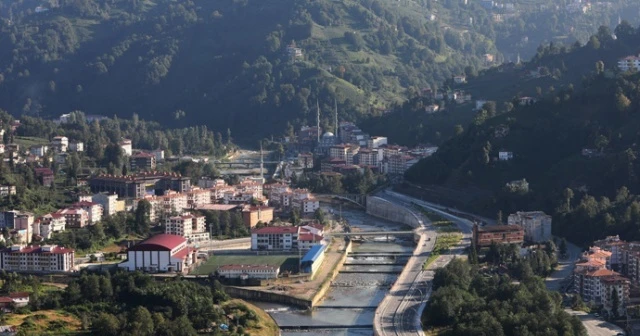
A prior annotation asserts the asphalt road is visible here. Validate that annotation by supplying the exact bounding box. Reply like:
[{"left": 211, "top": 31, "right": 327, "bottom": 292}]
[
  {"left": 373, "top": 191, "right": 472, "bottom": 336},
  {"left": 566, "top": 310, "right": 625, "bottom": 336}
]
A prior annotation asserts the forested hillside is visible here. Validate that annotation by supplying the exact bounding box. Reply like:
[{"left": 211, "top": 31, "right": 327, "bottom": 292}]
[
  {"left": 0, "top": 0, "right": 638, "bottom": 143},
  {"left": 405, "top": 23, "right": 640, "bottom": 245}
]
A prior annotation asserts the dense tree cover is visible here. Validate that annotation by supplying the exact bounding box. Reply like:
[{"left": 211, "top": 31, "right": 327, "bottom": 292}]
[
  {"left": 406, "top": 22, "right": 640, "bottom": 245},
  {"left": 293, "top": 167, "right": 385, "bottom": 194},
  {"left": 424, "top": 259, "right": 586, "bottom": 336},
  {"left": 0, "top": 270, "right": 267, "bottom": 336},
  {"left": 200, "top": 209, "right": 248, "bottom": 239},
  {"left": 479, "top": 241, "right": 557, "bottom": 279},
  {"left": 0, "top": 0, "right": 635, "bottom": 143}
]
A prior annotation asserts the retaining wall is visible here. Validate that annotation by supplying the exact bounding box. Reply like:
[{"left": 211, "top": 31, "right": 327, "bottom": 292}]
[{"left": 366, "top": 196, "right": 422, "bottom": 228}]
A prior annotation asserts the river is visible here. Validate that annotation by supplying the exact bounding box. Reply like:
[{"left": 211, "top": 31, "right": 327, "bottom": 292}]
[{"left": 254, "top": 206, "right": 414, "bottom": 335}]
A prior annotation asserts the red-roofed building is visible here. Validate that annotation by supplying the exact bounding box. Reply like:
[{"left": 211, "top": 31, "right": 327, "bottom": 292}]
[
  {"left": 119, "top": 234, "right": 198, "bottom": 274},
  {"left": 34, "top": 168, "right": 54, "bottom": 187},
  {"left": 130, "top": 151, "right": 157, "bottom": 171},
  {"left": 251, "top": 226, "right": 300, "bottom": 250},
  {"left": 0, "top": 245, "right": 74, "bottom": 272},
  {"left": 56, "top": 208, "right": 88, "bottom": 228},
  {"left": 297, "top": 228, "right": 325, "bottom": 250}
]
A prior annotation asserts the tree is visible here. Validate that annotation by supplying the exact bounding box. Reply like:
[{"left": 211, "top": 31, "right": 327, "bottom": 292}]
[
  {"left": 128, "top": 306, "right": 154, "bottom": 336},
  {"left": 587, "top": 36, "right": 600, "bottom": 50},
  {"left": 291, "top": 208, "right": 300, "bottom": 225},
  {"left": 496, "top": 210, "right": 503, "bottom": 225},
  {"left": 314, "top": 208, "right": 326, "bottom": 225},
  {"left": 611, "top": 287, "right": 620, "bottom": 319},
  {"left": 454, "top": 124, "right": 464, "bottom": 136},
  {"left": 134, "top": 200, "right": 152, "bottom": 235},
  {"left": 92, "top": 313, "right": 121, "bottom": 336},
  {"left": 616, "top": 92, "right": 631, "bottom": 113},
  {"left": 564, "top": 188, "right": 574, "bottom": 212},
  {"left": 468, "top": 244, "right": 479, "bottom": 264},
  {"left": 560, "top": 238, "right": 567, "bottom": 257},
  {"left": 594, "top": 135, "right": 609, "bottom": 153}
]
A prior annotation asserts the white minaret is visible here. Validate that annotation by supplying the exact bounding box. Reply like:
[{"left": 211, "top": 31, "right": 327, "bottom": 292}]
[
  {"left": 316, "top": 99, "right": 321, "bottom": 143},
  {"left": 334, "top": 98, "right": 339, "bottom": 140},
  {"left": 260, "top": 142, "right": 264, "bottom": 181}
]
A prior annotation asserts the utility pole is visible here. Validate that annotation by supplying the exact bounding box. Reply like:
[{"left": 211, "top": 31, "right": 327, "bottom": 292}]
[
  {"left": 259, "top": 141, "right": 264, "bottom": 182},
  {"left": 334, "top": 98, "right": 339, "bottom": 140}
]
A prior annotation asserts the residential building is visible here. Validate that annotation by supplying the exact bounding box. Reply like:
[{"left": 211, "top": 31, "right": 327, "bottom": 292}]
[
  {"left": 51, "top": 136, "right": 68, "bottom": 152},
  {"left": 297, "top": 153, "right": 314, "bottom": 169},
  {"left": 498, "top": 151, "right": 514, "bottom": 161},
  {"left": 518, "top": 97, "right": 537, "bottom": 106},
  {"left": 618, "top": 55, "right": 640, "bottom": 72},
  {"left": 0, "top": 245, "right": 75, "bottom": 272},
  {"left": 54, "top": 152, "right": 68, "bottom": 165},
  {"left": 0, "top": 186, "right": 16, "bottom": 197},
  {"left": 186, "top": 188, "right": 211, "bottom": 208},
  {"left": 119, "top": 234, "right": 197, "bottom": 274},
  {"left": 329, "top": 145, "right": 349, "bottom": 161},
  {"left": 301, "top": 196, "right": 320, "bottom": 214},
  {"left": 56, "top": 208, "right": 89, "bottom": 228},
  {"left": 119, "top": 139, "right": 132, "bottom": 156},
  {"left": 251, "top": 226, "right": 299, "bottom": 250},
  {"left": 574, "top": 268, "right": 629, "bottom": 315},
  {"left": 198, "top": 177, "right": 226, "bottom": 189},
  {"left": 507, "top": 211, "right": 552, "bottom": 242},
  {"left": 368, "top": 136, "right": 388, "bottom": 149},
  {"left": 217, "top": 264, "right": 279, "bottom": 279},
  {"left": 386, "top": 154, "right": 414, "bottom": 175},
  {"left": 152, "top": 149, "right": 165, "bottom": 162},
  {"left": 130, "top": 152, "right": 157, "bottom": 171},
  {"left": 69, "top": 141, "right": 83, "bottom": 152},
  {"left": 34, "top": 168, "right": 54, "bottom": 187},
  {"left": 0, "top": 211, "right": 19, "bottom": 229},
  {"left": 297, "top": 229, "right": 325, "bottom": 250},
  {"left": 356, "top": 148, "right": 382, "bottom": 167},
  {"left": 472, "top": 224, "right": 524, "bottom": 247},
  {"left": 14, "top": 213, "right": 34, "bottom": 244},
  {"left": 72, "top": 201, "right": 103, "bottom": 224},
  {"left": 165, "top": 214, "right": 209, "bottom": 243},
  {"left": 89, "top": 172, "right": 191, "bottom": 199},
  {"left": 29, "top": 145, "right": 48, "bottom": 157},
  {"left": 92, "top": 192, "right": 119, "bottom": 216},
  {"left": 593, "top": 235, "right": 626, "bottom": 271},
  {"left": 242, "top": 206, "right": 274, "bottom": 228},
  {"left": 37, "top": 213, "right": 65, "bottom": 239},
  {"left": 453, "top": 75, "right": 467, "bottom": 84}
]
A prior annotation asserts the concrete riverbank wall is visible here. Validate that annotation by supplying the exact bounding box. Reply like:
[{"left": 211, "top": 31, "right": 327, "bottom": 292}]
[
  {"left": 366, "top": 196, "right": 422, "bottom": 229},
  {"left": 222, "top": 240, "right": 353, "bottom": 309}
]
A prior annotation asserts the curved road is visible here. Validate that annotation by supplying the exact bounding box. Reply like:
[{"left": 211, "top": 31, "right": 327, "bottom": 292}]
[{"left": 374, "top": 191, "right": 472, "bottom": 336}]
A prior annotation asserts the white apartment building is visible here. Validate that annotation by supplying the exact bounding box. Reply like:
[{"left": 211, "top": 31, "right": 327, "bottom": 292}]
[
  {"left": 72, "top": 201, "right": 103, "bottom": 224},
  {"left": 618, "top": 55, "right": 640, "bottom": 72},
  {"left": 368, "top": 136, "right": 388, "bottom": 149},
  {"left": 51, "top": 136, "right": 68, "bottom": 152},
  {"left": 302, "top": 197, "right": 320, "bottom": 214},
  {"left": 29, "top": 145, "right": 48, "bottom": 157},
  {"left": 356, "top": 148, "right": 382, "bottom": 167},
  {"left": 0, "top": 185, "right": 16, "bottom": 197},
  {"left": 0, "top": 245, "right": 75, "bottom": 272},
  {"left": 69, "top": 141, "right": 84, "bottom": 152},
  {"left": 186, "top": 188, "right": 211, "bottom": 208},
  {"left": 499, "top": 151, "right": 514, "bottom": 161},
  {"left": 92, "top": 193, "right": 119, "bottom": 216},
  {"left": 507, "top": 211, "right": 552, "bottom": 242},
  {"left": 217, "top": 264, "right": 279, "bottom": 279},
  {"left": 119, "top": 139, "right": 132, "bottom": 156},
  {"left": 38, "top": 213, "right": 66, "bottom": 240},
  {"left": 165, "top": 214, "right": 209, "bottom": 243}
]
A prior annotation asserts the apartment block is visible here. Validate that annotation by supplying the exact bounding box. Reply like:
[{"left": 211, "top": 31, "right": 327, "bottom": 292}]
[{"left": 507, "top": 211, "right": 552, "bottom": 242}]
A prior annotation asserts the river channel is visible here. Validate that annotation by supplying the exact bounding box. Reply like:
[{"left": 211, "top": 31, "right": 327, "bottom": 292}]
[{"left": 254, "top": 206, "right": 414, "bottom": 335}]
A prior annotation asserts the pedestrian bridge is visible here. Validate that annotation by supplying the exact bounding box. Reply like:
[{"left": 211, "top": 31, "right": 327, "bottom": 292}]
[{"left": 328, "top": 231, "right": 415, "bottom": 237}]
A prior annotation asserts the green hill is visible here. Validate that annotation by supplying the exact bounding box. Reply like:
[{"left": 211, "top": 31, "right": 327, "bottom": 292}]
[
  {"left": 404, "top": 25, "right": 640, "bottom": 244},
  {"left": 0, "top": 0, "right": 638, "bottom": 143}
]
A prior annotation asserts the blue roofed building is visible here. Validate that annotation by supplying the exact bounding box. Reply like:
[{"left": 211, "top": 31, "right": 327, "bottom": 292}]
[{"left": 301, "top": 244, "right": 327, "bottom": 276}]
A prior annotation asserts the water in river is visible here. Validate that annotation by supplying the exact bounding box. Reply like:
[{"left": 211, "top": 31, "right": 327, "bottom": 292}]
[{"left": 254, "top": 207, "right": 414, "bottom": 336}]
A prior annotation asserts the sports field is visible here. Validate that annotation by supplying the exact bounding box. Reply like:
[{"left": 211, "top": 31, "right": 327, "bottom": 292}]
[{"left": 192, "top": 254, "right": 300, "bottom": 275}]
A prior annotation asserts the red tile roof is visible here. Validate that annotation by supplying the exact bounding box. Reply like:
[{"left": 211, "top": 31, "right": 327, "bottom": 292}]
[
  {"left": 8, "top": 292, "right": 29, "bottom": 299},
  {"left": 129, "top": 234, "right": 186, "bottom": 251},
  {"left": 2, "top": 245, "right": 74, "bottom": 254},
  {"left": 171, "top": 247, "right": 195, "bottom": 260},
  {"left": 298, "top": 233, "right": 323, "bottom": 242}
]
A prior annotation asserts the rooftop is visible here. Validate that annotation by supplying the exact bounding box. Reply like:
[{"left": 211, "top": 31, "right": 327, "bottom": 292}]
[
  {"left": 251, "top": 226, "right": 299, "bottom": 235},
  {"left": 128, "top": 234, "right": 186, "bottom": 252},
  {"left": 477, "top": 224, "right": 523, "bottom": 233}
]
